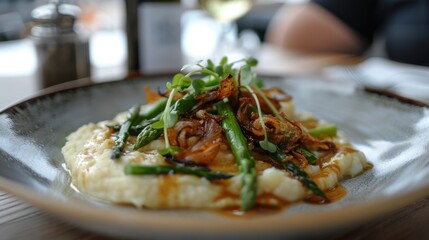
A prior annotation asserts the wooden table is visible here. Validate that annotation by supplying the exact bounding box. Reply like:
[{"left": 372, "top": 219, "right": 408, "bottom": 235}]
[{"left": 1, "top": 43, "right": 428, "bottom": 240}]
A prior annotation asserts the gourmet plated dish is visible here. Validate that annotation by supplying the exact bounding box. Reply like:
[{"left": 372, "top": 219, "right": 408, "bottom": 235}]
[{"left": 62, "top": 58, "right": 372, "bottom": 211}]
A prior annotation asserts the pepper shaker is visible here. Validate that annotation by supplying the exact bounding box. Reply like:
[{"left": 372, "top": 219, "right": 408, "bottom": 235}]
[{"left": 30, "top": 1, "right": 91, "bottom": 89}]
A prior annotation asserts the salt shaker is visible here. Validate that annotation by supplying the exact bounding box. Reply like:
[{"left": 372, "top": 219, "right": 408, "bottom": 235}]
[{"left": 30, "top": 1, "right": 90, "bottom": 89}]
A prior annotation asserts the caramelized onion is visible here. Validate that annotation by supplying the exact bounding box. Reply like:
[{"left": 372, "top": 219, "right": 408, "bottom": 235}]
[
  {"left": 251, "top": 115, "right": 302, "bottom": 146},
  {"left": 195, "top": 75, "right": 235, "bottom": 106},
  {"left": 239, "top": 87, "right": 290, "bottom": 116},
  {"left": 168, "top": 119, "right": 203, "bottom": 148},
  {"left": 237, "top": 97, "right": 303, "bottom": 150},
  {"left": 218, "top": 75, "right": 235, "bottom": 100},
  {"left": 172, "top": 115, "right": 226, "bottom": 165}
]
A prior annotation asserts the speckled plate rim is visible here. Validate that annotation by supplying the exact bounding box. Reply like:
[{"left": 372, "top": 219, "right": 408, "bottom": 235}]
[{"left": 1, "top": 77, "right": 429, "bottom": 238}]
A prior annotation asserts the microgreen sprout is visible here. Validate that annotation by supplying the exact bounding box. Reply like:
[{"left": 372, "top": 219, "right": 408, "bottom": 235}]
[
  {"left": 240, "top": 65, "right": 277, "bottom": 153},
  {"left": 162, "top": 87, "right": 177, "bottom": 151},
  {"left": 253, "top": 85, "right": 286, "bottom": 122}
]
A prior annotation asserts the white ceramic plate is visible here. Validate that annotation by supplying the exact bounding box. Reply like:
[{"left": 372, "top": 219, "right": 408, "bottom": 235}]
[{"left": 1, "top": 77, "right": 428, "bottom": 239}]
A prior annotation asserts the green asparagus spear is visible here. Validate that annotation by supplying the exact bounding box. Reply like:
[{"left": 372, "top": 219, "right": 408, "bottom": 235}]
[
  {"left": 308, "top": 125, "right": 337, "bottom": 137},
  {"left": 271, "top": 150, "right": 328, "bottom": 200},
  {"left": 111, "top": 98, "right": 168, "bottom": 158},
  {"left": 133, "top": 125, "right": 162, "bottom": 150},
  {"left": 111, "top": 104, "right": 141, "bottom": 159},
  {"left": 296, "top": 147, "right": 318, "bottom": 164},
  {"left": 215, "top": 100, "right": 257, "bottom": 211},
  {"left": 139, "top": 97, "right": 168, "bottom": 121},
  {"left": 134, "top": 93, "right": 197, "bottom": 150},
  {"left": 107, "top": 124, "right": 141, "bottom": 135},
  {"left": 107, "top": 118, "right": 159, "bottom": 136},
  {"left": 124, "top": 164, "right": 233, "bottom": 181}
]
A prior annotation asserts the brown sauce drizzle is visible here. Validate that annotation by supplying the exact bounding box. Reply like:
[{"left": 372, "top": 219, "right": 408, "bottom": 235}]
[
  {"left": 218, "top": 194, "right": 290, "bottom": 218},
  {"left": 305, "top": 184, "right": 347, "bottom": 205},
  {"left": 216, "top": 185, "right": 347, "bottom": 218},
  {"left": 158, "top": 175, "right": 179, "bottom": 208}
]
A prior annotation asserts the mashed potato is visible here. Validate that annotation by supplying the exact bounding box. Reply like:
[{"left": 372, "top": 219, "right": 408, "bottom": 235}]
[{"left": 62, "top": 106, "right": 371, "bottom": 209}]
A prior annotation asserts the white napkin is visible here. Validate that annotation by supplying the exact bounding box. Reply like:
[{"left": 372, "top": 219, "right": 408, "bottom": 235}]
[{"left": 323, "top": 57, "right": 429, "bottom": 103}]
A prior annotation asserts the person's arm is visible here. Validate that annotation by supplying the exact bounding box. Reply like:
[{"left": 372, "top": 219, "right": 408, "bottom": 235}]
[{"left": 265, "top": 3, "right": 366, "bottom": 55}]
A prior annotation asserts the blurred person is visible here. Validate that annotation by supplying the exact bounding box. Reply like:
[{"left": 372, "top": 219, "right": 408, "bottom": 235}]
[{"left": 266, "top": 0, "right": 429, "bottom": 66}]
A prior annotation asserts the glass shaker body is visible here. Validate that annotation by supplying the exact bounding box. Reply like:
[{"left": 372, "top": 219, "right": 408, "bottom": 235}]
[{"left": 30, "top": 3, "right": 91, "bottom": 89}]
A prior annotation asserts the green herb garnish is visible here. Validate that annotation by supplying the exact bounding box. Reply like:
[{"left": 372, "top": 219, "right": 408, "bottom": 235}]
[{"left": 240, "top": 65, "right": 277, "bottom": 153}]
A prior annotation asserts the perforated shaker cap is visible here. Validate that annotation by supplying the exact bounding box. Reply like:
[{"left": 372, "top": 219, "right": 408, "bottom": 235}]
[{"left": 31, "top": 1, "right": 81, "bottom": 29}]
